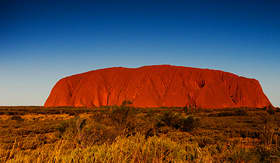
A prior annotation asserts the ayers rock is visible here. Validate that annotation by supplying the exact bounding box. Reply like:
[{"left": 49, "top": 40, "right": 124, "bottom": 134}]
[{"left": 44, "top": 65, "right": 271, "bottom": 109}]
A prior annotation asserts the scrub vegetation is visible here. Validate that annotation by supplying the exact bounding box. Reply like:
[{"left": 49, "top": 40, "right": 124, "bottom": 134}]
[{"left": 0, "top": 106, "right": 279, "bottom": 162}]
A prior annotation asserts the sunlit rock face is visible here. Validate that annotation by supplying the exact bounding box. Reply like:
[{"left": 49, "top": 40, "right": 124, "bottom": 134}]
[{"left": 44, "top": 65, "right": 271, "bottom": 109}]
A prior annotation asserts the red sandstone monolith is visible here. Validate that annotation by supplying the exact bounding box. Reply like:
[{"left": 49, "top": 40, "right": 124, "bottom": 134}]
[{"left": 44, "top": 65, "right": 271, "bottom": 109}]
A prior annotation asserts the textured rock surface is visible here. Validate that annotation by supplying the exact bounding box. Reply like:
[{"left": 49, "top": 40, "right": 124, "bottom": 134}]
[{"left": 45, "top": 65, "right": 271, "bottom": 109}]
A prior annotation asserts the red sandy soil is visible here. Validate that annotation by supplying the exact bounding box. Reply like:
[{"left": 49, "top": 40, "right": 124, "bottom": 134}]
[{"left": 45, "top": 65, "right": 271, "bottom": 109}]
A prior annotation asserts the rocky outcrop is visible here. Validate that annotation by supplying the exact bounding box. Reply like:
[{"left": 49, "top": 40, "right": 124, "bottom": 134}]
[{"left": 44, "top": 65, "right": 271, "bottom": 109}]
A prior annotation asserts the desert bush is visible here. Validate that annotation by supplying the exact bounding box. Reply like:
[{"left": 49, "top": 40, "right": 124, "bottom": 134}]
[
  {"left": 180, "top": 115, "right": 200, "bottom": 132},
  {"left": 266, "top": 106, "right": 275, "bottom": 115},
  {"left": 109, "top": 106, "right": 132, "bottom": 127},
  {"left": 55, "top": 108, "right": 156, "bottom": 146},
  {"left": 225, "top": 147, "right": 259, "bottom": 162},
  {"left": 233, "top": 109, "right": 248, "bottom": 116},
  {"left": 56, "top": 115, "right": 122, "bottom": 145},
  {"left": 157, "top": 111, "right": 180, "bottom": 128},
  {"left": 10, "top": 115, "right": 24, "bottom": 121},
  {"left": 194, "top": 136, "right": 216, "bottom": 148},
  {"left": 208, "top": 109, "right": 248, "bottom": 117},
  {"left": 259, "top": 122, "right": 278, "bottom": 147},
  {"left": 56, "top": 116, "right": 85, "bottom": 139},
  {"left": 121, "top": 100, "right": 133, "bottom": 106},
  {"left": 80, "top": 121, "right": 120, "bottom": 146},
  {"left": 157, "top": 111, "right": 200, "bottom": 132}
]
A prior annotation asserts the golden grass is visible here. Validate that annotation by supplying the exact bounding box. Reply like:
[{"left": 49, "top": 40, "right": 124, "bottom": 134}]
[{"left": 0, "top": 106, "right": 279, "bottom": 162}]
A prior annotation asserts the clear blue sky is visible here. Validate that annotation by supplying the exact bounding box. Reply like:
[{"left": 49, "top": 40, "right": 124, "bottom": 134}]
[{"left": 0, "top": 0, "right": 279, "bottom": 106}]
